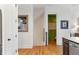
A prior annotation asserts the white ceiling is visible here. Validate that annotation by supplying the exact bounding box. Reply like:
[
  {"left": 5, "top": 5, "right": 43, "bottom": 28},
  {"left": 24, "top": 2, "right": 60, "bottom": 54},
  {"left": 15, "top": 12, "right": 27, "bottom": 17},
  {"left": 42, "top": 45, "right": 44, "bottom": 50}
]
[
  {"left": 18, "top": 4, "right": 79, "bottom": 9},
  {"left": 33, "top": 4, "right": 46, "bottom": 8}
]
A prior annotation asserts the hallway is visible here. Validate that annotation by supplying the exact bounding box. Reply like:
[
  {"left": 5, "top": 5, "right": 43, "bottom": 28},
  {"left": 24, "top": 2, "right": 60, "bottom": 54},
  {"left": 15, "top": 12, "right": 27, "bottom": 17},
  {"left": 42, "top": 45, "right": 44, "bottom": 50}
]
[{"left": 18, "top": 40, "right": 63, "bottom": 55}]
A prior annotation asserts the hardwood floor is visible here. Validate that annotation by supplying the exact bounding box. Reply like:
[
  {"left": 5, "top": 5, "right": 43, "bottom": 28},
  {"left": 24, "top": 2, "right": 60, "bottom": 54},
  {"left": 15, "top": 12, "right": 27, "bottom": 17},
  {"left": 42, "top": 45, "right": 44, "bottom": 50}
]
[{"left": 18, "top": 40, "right": 63, "bottom": 55}]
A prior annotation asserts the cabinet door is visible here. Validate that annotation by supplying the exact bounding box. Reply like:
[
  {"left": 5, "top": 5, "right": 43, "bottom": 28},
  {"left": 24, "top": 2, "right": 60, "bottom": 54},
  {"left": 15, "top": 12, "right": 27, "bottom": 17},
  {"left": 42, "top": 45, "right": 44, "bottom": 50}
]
[
  {"left": 69, "top": 42, "right": 79, "bottom": 55},
  {"left": 63, "top": 43, "right": 69, "bottom": 55},
  {"left": 63, "top": 38, "right": 69, "bottom": 55},
  {"left": 2, "top": 5, "right": 18, "bottom": 55}
]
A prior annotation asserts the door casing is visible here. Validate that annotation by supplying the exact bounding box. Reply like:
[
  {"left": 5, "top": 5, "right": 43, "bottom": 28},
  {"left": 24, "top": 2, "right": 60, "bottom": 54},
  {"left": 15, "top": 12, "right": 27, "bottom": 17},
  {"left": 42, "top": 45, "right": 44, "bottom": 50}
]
[{"left": 45, "top": 13, "right": 57, "bottom": 46}]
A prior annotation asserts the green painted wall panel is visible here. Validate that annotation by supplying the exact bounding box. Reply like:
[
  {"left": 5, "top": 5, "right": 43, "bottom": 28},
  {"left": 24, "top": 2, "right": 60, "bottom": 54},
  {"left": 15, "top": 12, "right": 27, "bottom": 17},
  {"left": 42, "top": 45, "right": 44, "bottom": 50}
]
[
  {"left": 48, "top": 14, "right": 56, "bottom": 41},
  {"left": 48, "top": 15, "right": 56, "bottom": 23},
  {"left": 48, "top": 30, "right": 56, "bottom": 40}
]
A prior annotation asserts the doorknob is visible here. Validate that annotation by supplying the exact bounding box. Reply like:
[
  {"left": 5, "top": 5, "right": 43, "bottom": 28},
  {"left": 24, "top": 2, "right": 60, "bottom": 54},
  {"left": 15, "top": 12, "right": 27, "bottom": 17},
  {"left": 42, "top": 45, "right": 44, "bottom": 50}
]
[{"left": 8, "top": 39, "right": 11, "bottom": 41}]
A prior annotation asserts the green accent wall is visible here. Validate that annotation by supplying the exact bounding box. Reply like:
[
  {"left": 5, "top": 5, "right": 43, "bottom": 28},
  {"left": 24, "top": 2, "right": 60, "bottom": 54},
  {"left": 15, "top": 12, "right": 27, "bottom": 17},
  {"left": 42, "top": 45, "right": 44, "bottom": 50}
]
[
  {"left": 48, "top": 30, "right": 56, "bottom": 40},
  {"left": 48, "top": 15, "right": 56, "bottom": 23},
  {"left": 48, "top": 15, "right": 56, "bottom": 41}
]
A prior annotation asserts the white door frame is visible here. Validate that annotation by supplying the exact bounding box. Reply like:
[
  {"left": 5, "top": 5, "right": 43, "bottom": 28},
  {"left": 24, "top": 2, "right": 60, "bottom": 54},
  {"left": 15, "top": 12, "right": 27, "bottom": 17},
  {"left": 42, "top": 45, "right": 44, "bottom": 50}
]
[
  {"left": 2, "top": 5, "right": 18, "bottom": 55},
  {"left": 45, "top": 12, "right": 57, "bottom": 46}
]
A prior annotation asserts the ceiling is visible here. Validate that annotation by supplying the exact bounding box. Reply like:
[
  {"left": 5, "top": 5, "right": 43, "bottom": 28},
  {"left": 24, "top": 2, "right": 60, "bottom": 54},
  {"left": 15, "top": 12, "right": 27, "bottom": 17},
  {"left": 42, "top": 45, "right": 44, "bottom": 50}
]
[{"left": 18, "top": 4, "right": 79, "bottom": 10}]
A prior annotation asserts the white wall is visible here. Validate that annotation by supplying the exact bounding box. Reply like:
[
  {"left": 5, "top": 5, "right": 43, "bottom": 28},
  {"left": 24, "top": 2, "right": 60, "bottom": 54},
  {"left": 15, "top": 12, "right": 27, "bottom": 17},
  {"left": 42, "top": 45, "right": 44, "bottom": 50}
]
[
  {"left": 45, "top": 5, "right": 73, "bottom": 45},
  {"left": 33, "top": 7, "right": 44, "bottom": 46},
  {"left": 18, "top": 4, "right": 33, "bottom": 48},
  {"left": 71, "top": 5, "right": 79, "bottom": 28},
  {"left": 18, "top": 4, "right": 79, "bottom": 47},
  {"left": 70, "top": 5, "right": 79, "bottom": 34}
]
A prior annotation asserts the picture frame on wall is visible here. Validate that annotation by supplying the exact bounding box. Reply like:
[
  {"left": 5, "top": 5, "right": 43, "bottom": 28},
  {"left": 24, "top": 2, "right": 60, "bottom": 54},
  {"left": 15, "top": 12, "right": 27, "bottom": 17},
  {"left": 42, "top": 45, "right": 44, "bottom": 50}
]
[
  {"left": 61, "top": 20, "right": 68, "bottom": 29},
  {"left": 18, "top": 15, "right": 28, "bottom": 32}
]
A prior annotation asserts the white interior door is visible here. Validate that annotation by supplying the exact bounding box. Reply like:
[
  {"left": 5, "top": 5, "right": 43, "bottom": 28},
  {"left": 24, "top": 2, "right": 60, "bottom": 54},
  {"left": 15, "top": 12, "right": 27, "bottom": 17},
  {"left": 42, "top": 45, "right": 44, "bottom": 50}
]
[{"left": 2, "top": 5, "right": 18, "bottom": 55}]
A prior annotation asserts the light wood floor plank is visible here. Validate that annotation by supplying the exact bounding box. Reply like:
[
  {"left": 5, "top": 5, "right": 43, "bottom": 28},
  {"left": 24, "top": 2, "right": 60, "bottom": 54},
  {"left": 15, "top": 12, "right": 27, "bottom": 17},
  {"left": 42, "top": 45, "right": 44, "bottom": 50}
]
[{"left": 18, "top": 40, "right": 63, "bottom": 55}]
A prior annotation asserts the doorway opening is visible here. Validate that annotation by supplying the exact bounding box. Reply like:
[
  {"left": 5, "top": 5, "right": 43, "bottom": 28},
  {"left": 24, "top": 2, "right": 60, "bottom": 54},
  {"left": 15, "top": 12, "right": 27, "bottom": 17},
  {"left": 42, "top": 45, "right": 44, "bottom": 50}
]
[{"left": 48, "top": 14, "right": 56, "bottom": 46}]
